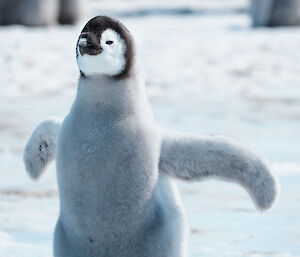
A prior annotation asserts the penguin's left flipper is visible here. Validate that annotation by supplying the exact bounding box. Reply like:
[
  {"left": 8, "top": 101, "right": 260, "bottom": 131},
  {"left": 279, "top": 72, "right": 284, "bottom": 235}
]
[
  {"left": 159, "top": 130, "right": 280, "bottom": 211},
  {"left": 23, "top": 118, "right": 62, "bottom": 180}
]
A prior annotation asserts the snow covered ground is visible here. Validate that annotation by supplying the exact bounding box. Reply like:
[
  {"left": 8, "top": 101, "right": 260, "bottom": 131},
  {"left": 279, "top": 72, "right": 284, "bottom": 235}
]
[{"left": 0, "top": 0, "right": 300, "bottom": 256}]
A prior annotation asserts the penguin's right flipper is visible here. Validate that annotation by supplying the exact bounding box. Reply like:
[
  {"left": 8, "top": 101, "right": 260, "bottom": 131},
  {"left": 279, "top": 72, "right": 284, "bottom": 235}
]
[
  {"left": 23, "top": 118, "right": 62, "bottom": 180},
  {"left": 159, "top": 129, "right": 280, "bottom": 211}
]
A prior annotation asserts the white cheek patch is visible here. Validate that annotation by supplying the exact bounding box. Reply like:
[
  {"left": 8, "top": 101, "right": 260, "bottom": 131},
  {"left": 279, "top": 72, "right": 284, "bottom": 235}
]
[{"left": 77, "top": 29, "right": 126, "bottom": 76}]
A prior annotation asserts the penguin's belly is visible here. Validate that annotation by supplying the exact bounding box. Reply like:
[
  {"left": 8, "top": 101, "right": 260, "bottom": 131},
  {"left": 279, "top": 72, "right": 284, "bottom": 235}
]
[{"left": 56, "top": 114, "right": 160, "bottom": 240}]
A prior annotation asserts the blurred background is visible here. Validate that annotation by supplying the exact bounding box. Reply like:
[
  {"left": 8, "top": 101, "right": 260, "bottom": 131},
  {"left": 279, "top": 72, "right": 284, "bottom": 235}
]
[{"left": 0, "top": 0, "right": 299, "bottom": 256}]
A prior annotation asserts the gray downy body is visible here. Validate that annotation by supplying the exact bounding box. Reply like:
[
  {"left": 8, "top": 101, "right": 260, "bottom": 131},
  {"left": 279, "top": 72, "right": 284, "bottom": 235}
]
[{"left": 54, "top": 74, "right": 186, "bottom": 257}]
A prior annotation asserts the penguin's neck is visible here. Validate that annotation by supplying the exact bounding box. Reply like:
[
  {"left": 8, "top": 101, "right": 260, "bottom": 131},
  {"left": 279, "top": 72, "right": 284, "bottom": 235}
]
[{"left": 73, "top": 74, "right": 152, "bottom": 118}]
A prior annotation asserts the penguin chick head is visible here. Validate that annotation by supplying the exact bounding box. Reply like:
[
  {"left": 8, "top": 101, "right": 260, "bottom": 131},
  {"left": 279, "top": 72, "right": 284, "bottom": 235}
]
[{"left": 76, "top": 16, "right": 135, "bottom": 79}]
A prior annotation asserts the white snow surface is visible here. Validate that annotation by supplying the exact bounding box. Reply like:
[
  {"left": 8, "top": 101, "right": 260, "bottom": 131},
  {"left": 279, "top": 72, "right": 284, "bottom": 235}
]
[{"left": 0, "top": 0, "right": 300, "bottom": 256}]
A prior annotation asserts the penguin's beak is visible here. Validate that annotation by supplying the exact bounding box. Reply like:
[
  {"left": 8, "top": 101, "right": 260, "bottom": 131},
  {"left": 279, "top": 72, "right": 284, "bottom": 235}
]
[
  {"left": 78, "top": 38, "right": 88, "bottom": 47},
  {"left": 78, "top": 34, "right": 102, "bottom": 56}
]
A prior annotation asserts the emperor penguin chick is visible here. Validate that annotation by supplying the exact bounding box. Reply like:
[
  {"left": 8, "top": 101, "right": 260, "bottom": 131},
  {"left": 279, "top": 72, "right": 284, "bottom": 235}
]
[{"left": 23, "top": 16, "right": 279, "bottom": 257}]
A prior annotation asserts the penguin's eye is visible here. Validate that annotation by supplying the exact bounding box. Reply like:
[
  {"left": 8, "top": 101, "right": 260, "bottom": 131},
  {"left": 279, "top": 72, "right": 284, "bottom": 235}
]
[{"left": 106, "top": 40, "right": 113, "bottom": 45}]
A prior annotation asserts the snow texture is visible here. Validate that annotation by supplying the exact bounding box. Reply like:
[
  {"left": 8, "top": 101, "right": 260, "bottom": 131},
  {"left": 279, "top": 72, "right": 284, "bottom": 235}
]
[{"left": 0, "top": 0, "right": 299, "bottom": 256}]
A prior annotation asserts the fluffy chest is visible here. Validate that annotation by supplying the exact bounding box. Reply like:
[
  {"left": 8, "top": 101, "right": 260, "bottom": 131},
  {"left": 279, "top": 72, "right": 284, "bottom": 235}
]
[
  {"left": 59, "top": 112, "right": 159, "bottom": 169},
  {"left": 56, "top": 110, "right": 160, "bottom": 209},
  {"left": 56, "top": 110, "right": 161, "bottom": 236}
]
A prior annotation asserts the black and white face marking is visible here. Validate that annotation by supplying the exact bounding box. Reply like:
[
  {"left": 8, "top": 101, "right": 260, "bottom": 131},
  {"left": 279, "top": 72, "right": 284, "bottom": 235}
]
[{"left": 76, "top": 16, "right": 135, "bottom": 79}]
